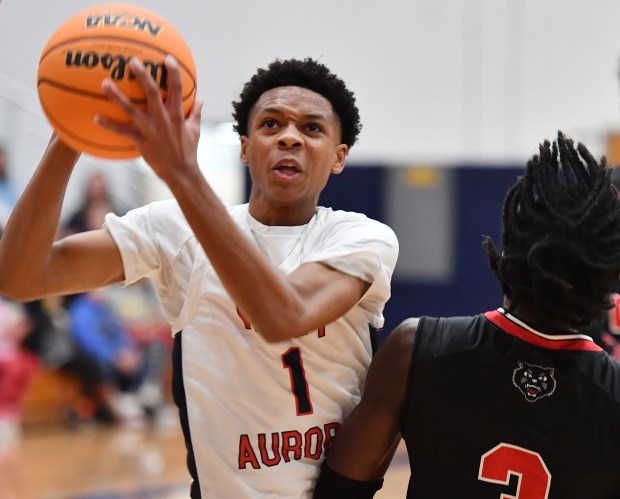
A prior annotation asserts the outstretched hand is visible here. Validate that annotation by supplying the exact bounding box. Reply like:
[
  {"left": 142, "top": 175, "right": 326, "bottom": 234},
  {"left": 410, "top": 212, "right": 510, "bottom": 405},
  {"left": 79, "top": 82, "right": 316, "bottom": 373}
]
[{"left": 95, "top": 55, "right": 203, "bottom": 185}]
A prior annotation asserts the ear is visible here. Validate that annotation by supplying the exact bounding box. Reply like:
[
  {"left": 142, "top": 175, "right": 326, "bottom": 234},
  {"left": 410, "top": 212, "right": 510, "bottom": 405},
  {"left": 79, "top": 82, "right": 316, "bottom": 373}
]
[
  {"left": 239, "top": 136, "right": 249, "bottom": 165},
  {"left": 331, "top": 144, "right": 348, "bottom": 175}
]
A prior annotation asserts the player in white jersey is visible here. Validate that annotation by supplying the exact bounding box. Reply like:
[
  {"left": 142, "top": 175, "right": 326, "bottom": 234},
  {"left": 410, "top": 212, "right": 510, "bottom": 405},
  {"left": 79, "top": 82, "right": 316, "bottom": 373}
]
[{"left": 0, "top": 57, "right": 398, "bottom": 498}]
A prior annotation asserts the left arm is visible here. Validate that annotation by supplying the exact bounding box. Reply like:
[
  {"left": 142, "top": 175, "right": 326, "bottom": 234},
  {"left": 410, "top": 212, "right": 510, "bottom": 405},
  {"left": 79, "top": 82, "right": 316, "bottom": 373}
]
[{"left": 313, "top": 318, "right": 418, "bottom": 498}]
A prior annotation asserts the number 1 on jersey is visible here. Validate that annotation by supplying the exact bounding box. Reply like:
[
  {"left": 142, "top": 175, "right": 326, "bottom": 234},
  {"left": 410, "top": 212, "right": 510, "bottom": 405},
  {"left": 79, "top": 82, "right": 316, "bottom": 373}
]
[{"left": 282, "top": 347, "right": 313, "bottom": 416}]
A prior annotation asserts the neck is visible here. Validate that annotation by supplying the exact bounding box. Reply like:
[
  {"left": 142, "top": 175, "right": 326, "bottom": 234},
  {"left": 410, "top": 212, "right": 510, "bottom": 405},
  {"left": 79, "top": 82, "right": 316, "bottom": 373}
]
[
  {"left": 248, "top": 200, "right": 317, "bottom": 226},
  {"left": 503, "top": 298, "right": 576, "bottom": 334}
]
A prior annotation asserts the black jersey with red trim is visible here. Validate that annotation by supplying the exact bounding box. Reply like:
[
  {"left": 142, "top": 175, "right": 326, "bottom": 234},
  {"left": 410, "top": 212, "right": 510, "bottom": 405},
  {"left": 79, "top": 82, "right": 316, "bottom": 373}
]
[{"left": 400, "top": 309, "right": 620, "bottom": 498}]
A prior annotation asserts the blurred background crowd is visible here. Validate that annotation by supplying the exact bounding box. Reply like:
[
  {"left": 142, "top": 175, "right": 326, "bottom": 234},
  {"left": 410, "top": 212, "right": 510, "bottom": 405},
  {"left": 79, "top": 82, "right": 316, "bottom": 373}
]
[{"left": 0, "top": 156, "right": 175, "bottom": 444}]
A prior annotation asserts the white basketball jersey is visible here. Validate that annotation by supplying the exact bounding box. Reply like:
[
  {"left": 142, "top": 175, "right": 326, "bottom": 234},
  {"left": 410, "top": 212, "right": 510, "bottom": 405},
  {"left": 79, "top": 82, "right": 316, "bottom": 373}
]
[{"left": 105, "top": 201, "right": 398, "bottom": 498}]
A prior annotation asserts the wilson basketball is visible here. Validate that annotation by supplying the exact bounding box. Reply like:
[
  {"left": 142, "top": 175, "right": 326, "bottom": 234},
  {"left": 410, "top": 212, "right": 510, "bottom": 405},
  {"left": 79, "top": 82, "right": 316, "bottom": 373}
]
[{"left": 37, "top": 3, "right": 197, "bottom": 160}]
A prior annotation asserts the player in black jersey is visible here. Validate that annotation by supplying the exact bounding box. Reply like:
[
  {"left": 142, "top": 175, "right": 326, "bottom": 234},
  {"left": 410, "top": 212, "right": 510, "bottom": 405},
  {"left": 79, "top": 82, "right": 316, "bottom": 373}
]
[{"left": 313, "top": 131, "right": 620, "bottom": 499}]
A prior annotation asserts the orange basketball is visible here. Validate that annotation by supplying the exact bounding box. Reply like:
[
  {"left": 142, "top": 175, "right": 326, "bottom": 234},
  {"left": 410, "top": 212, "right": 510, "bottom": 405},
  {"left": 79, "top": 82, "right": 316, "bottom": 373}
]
[{"left": 37, "top": 3, "right": 197, "bottom": 160}]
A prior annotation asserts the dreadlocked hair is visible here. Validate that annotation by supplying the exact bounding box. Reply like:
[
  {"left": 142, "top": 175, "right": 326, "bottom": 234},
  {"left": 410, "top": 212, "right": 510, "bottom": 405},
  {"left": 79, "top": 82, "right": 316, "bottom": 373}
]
[
  {"left": 231, "top": 58, "right": 361, "bottom": 148},
  {"left": 483, "top": 131, "right": 620, "bottom": 330}
]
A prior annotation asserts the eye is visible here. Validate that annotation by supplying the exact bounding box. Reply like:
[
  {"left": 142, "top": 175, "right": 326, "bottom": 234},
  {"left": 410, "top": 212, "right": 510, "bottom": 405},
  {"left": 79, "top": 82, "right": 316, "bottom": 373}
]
[
  {"left": 262, "top": 118, "right": 278, "bottom": 129},
  {"left": 305, "top": 123, "right": 323, "bottom": 133}
]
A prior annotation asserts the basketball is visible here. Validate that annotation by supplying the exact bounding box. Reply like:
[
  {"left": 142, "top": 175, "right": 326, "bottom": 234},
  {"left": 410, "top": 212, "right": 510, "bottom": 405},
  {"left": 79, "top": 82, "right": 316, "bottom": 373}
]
[{"left": 37, "top": 3, "right": 197, "bottom": 160}]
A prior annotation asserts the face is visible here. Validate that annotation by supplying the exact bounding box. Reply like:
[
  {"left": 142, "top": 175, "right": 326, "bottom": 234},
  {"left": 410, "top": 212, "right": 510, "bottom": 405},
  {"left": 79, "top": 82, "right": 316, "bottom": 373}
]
[
  {"left": 240, "top": 86, "right": 348, "bottom": 224},
  {"left": 86, "top": 173, "right": 108, "bottom": 201}
]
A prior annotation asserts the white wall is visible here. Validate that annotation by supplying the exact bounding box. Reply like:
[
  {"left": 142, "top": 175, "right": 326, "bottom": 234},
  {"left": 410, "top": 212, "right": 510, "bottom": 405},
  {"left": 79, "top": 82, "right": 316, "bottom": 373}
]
[{"left": 1, "top": 0, "right": 620, "bottom": 171}]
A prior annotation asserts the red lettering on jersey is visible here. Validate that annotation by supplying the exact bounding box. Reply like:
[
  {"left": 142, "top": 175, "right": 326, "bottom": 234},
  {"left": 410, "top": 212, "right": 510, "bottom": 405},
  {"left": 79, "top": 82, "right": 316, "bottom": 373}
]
[
  {"left": 323, "top": 422, "right": 341, "bottom": 454},
  {"left": 236, "top": 307, "right": 251, "bottom": 330},
  {"left": 238, "top": 434, "right": 260, "bottom": 469},
  {"left": 258, "top": 433, "right": 281, "bottom": 467},
  {"left": 282, "top": 430, "right": 303, "bottom": 462},
  {"left": 238, "top": 423, "right": 342, "bottom": 469},
  {"left": 479, "top": 443, "right": 551, "bottom": 498},
  {"left": 304, "top": 426, "right": 323, "bottom": 460}
]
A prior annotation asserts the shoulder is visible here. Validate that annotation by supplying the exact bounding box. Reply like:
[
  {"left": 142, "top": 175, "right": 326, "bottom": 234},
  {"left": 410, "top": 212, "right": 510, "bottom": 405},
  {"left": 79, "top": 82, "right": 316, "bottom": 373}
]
[
  {"left": 353, "top": 318, "right": 419, "bottom": 420},
  {"left": 378, "top": 318, "right": 418, "bottom": 366},
  {"left": 104, "top": 199, "right": 199, "bottom": 269},
  {"left": 316, "top": 207, "right": 396, "bottom": 236},
  {"left": 434, "top": 314, "right": 491, "bottom": 351},
  {"left": 304, "top": 209, "right": 398, "bottom": 282},
  {"left": 142, "top": 198, "right": 186, "bottom": 222},
  {"left": 313, "top": 207, "right": 398, "bottom": 260},
  {"left": 112, "top": 198, "right": 184, "bottom": 226},
  {"left": 106, "top": 199, "right": 189, "bottom": 240},
  {"left": 367, "top": 319, "right": 418, "bottom": 393}
]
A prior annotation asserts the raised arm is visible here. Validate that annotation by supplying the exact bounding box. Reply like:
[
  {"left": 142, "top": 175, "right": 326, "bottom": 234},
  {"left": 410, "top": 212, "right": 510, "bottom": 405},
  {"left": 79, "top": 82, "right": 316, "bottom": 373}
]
[
  {"left": 313, "top": 318, "right": 418, "bottom": 498},
  {"left": 0, "top": 136, "right": 125, "bottom": 301},
  {"left": 95, "top": 56, "right": 384, "bottom": 342}
]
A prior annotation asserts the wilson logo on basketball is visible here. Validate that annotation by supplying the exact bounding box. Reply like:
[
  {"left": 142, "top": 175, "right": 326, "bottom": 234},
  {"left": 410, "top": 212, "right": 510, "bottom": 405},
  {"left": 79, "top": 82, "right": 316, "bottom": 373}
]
[
  {"left": 85, "top": 14, "right": 162, "bottom": 37},
  {"left": 37, "top": 3, "right": 196, "bottom": 159},
  {"left": 64, "top": 50, "right": 168, "bottom": 88}
]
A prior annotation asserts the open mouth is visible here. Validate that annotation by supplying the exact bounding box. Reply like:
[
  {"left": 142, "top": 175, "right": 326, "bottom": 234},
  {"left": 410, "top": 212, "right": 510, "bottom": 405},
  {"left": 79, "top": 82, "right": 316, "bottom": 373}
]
[
  {"left": 276, "top": 165, "right": 300, "bottom": 176},
  {"left": 274, "top": 159, "right": 301, "bottom": 178},
  {"left": 525, "top": 384, "right": 540, "bottom": 396}
]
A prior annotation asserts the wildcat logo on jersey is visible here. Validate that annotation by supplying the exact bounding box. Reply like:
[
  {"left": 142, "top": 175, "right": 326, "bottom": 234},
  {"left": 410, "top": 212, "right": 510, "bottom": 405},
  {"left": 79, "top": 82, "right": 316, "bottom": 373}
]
[{"left": 512, "top": 361, "right": 556, "bottom": 402}]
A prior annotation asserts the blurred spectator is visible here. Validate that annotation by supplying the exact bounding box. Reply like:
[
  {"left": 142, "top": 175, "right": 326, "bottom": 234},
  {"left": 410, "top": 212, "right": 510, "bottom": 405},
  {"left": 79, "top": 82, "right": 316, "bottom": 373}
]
[
  {"left": 0, "top": 298, "right": 39, "bottom": 442},
  {"left": 0, "top": 144, "right": 19, "bottom": 229},
  {"left": 64, "top": 172, "right": 125, "bottom": 234},
  {"left": 23, "top": 297, "right": 115, "bottom": 425},
  {"left": 61, "top": 173, "right": 166, "bottom": 425},
  {"left": 104, "top": 280, "right": 172, "bottom": 421},
  {"left": 67, "top": 288, "right": 151, "bottom": 427},
  {"left": 0, "top": 299, "right": 35, "bottom": 499}
]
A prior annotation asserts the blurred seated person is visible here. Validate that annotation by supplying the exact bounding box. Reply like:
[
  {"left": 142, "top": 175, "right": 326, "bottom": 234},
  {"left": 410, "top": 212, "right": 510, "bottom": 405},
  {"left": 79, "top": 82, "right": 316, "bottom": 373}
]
[
  {"left": 104, "top": 279, "right": 172, "bottom": 418},
  {"left": 64, "top": 172, "right": 126, "bottom": 235},
  {"left": 23, "top": 297, "right": 114, "bottom": 424},
  {"left": 67, "top": 288, "right": 151, "bottom": 426},
  {"left": 0, "top": 298, "right": 39, "bottom": 442}
]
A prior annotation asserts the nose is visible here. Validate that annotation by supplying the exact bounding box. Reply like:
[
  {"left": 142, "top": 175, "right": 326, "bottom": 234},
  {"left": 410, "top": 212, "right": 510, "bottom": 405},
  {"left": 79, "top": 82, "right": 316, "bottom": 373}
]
[{"left": 277, "top": 124, "right": 303, "bottom": 148}]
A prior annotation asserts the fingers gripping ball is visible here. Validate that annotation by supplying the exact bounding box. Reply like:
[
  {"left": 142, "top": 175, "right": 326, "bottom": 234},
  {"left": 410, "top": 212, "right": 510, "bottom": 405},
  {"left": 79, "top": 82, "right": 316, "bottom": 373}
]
[{"left": 37, "top": 3, "right": 197, "bottom": 159}]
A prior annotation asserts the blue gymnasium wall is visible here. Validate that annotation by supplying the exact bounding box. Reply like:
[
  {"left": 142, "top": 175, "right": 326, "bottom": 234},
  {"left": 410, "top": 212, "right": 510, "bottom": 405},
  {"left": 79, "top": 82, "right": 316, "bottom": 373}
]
[{"left": 244, "top": 165, "right": 523, "bottom": 337}]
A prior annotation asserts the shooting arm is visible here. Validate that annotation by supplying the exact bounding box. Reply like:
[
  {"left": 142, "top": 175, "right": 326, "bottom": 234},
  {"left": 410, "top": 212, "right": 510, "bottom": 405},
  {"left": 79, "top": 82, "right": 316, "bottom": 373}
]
[{"left": 0, "top": 136, "right": 124, "bottom": 301}]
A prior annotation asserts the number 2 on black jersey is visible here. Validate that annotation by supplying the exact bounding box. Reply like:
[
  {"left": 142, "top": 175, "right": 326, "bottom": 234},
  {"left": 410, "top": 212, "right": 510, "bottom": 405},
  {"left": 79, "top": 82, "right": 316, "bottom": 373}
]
[{"left": 282, "top": 347, "right": 313, "bottom": 416}]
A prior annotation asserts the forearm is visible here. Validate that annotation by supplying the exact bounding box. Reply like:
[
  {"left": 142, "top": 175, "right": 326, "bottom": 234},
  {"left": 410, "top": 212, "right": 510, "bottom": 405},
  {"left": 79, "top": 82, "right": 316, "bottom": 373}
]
[
  {"left": 166, "top": 167, "right": 305, "bottom": 339},
  {"left": 0, "top": 136, "right": 79, "bottom": 299},
  {"left": 325, "top": 407, "right": 402, "bottom": 481}
]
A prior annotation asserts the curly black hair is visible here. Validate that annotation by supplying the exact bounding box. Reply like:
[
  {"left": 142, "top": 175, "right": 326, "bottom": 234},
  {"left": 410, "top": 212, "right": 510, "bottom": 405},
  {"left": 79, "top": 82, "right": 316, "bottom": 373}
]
[
  {"left": 231, "top": 58, "right": 362, "bottom": 149},
  {"left": 483, "top": 131, "right": 620, "bottom": 330}
]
